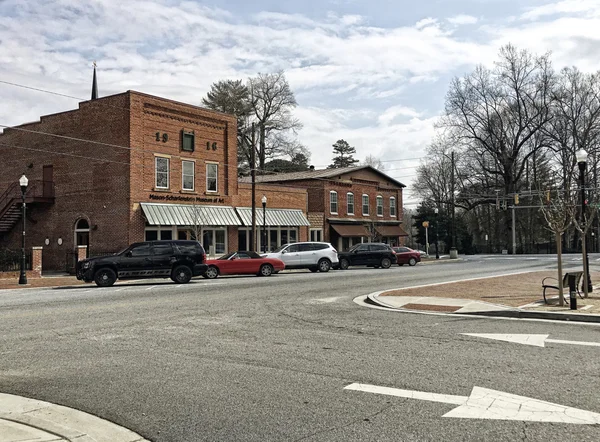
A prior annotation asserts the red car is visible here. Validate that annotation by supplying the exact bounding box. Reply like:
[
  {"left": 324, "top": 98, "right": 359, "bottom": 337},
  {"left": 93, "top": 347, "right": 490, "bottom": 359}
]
[
  {"left": 203, "top": 251, "right": 285, "bottom": 279},
  {"left": 392, "top": 247, "right": 421, "bottom": 266}
]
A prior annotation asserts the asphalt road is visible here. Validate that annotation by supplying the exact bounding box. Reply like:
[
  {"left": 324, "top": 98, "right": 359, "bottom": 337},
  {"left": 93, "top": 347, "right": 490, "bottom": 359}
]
[{"left": 1, "top": 255, "right": 600, "bottom": 441}]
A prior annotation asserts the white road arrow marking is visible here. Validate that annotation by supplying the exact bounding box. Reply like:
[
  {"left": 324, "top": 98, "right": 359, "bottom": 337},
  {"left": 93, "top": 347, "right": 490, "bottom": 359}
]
[
  {"left": 462, "top": 333, "right": 600, "bottom": 348},
  {"left": 345, "top": 383, "right": 600, "bottom": 424}
]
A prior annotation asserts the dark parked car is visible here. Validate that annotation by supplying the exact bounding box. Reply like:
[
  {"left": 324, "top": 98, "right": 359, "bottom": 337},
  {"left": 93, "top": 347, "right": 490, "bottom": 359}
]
[
  {"left": 337, "top": 243, "right": 397, "bottom": 270},
  {"left": 393, "top": 247, "right": 422, "bottom": 266},
  {"left": 76, "top": 240, "right": 208, "bottom": 287}
]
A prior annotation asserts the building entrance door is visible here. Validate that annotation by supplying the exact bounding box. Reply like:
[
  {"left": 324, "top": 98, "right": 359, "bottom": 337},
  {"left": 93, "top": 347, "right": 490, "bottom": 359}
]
[{"left": 74, "top": 219, "right": 90, "bottom": 258}]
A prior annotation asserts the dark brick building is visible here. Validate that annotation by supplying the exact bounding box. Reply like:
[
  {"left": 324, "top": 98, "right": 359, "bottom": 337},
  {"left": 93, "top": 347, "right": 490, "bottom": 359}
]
[
  {"left": 0, "top": 91, "right": 309, "bottom": 271},
  {"left": 242, "top": 166, "right": 407, "bottom": 251}
]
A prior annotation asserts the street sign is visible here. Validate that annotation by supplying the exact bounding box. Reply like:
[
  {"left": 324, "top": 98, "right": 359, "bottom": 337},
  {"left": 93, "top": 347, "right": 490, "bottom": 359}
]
[
  {"left": 345, "top": 383, "right": 600, "bottom": 424},
  {"left": 461, "top": 333, "right": 600, "bottom": 348},
  {"left": 422, "top": 221, "right": 429, "bottom": 228}
]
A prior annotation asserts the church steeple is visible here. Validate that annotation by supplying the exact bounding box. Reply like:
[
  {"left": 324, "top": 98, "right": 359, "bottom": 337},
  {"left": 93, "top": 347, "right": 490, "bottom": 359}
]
[{"left": 91, "top": 62, "right": 98, "bottom": 100}]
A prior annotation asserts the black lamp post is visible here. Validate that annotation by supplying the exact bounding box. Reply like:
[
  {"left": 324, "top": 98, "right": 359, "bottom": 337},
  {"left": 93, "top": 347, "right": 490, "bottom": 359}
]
[
  {"left": 434, "top": 207, "right": 440, "bottom": 260},
  {"left": 261, "top": 195, "right": 267, "bottom": 253},
  {"left": 18, "top": 174, "right": 28, "bottom": 285},
  {"left": 576, "top": 149, "right": 592, "bottom": 293}
]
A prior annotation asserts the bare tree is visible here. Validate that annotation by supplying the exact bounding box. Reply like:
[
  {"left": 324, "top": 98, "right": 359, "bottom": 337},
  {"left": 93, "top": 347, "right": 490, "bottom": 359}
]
[
  {"left": 247, "top": 71, "right": 302, "bottom": 172},
  {"left": 362, "top": 155, "right": 386, "bottom": 170},
  {"left": 441, "top": 45, "right": 555, "bottom": 227}
]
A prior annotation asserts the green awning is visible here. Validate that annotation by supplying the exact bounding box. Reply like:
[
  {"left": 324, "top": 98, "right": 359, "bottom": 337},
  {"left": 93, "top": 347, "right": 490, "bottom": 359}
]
[
  {"left": 140, "top": 203, "right": 242, "bottom": 226},
  {"left": 236, "top": 207, "right": 310, "bottom": 227}
]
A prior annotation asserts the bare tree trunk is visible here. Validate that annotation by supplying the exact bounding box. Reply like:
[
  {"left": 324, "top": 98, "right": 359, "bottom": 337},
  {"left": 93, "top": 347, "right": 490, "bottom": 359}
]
[{"left": 556, "top": 232, "right": 564, "bottom": 306}]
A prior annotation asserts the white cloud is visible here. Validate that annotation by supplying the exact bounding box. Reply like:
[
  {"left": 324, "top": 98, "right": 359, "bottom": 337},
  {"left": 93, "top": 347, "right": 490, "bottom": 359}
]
[
  {"left": 447, "top": 14, "right": 478, "bottom": 25},
  {"left": 521, "top": 0, "right": 600, "bottom": 21},
  {"left": 415, "top": 17, "right": 438, "bottom": 29}
]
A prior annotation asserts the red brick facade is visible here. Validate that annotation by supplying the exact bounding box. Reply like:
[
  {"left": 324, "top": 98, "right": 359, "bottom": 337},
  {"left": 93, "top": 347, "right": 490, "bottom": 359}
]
[{"left": 0, "top": 91, "right": 309, "bottom": 271}]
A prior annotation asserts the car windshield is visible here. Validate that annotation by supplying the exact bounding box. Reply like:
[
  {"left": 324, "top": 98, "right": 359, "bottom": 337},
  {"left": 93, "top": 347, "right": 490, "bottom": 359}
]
[
  {"left": 348, "top": 244, "right": 362, "bottom": 252},
  {"left": 271, "top": 244, "right": 289, "bottom": 253},
  {"left": 116, "top": 246, "right": 132, "bottom": 255},
  {"left": 217, "top": 252, "right": 236, "bottom": 260}
]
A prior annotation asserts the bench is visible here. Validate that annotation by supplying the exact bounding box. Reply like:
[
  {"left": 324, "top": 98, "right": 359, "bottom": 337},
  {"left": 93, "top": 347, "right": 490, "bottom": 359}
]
[{"left": 542, "top": 271, "right": 584, "bottom": 304}]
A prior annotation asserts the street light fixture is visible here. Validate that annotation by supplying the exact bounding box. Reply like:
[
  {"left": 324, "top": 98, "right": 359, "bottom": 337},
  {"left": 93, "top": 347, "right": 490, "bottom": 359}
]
[
  {"left": 261, "top": 195, "right": 267, "bottom": 253},
  {"left": 576, "top": 149, "right": 592, "bottom": 295},
  {"left": 434, "top": 208, "right": 440, "bottom": 260},
  {"left": 18, "top": 174, "right": 28, "bottom": 285}
]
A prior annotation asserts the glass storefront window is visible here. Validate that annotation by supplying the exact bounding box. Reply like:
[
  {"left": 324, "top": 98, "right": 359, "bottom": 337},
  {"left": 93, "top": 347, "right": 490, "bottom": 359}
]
[
  {"left": 215, "top": 230, "right": 226, "bottom": 254},
  {"left": 289, "top": 229, "right": 297, "bottom": 243}
]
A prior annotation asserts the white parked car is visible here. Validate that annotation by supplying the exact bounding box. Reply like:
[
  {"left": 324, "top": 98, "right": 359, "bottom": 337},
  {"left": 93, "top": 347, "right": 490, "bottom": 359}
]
[{"left": 264, "top": 242, "right": 339, "bottom": 272}]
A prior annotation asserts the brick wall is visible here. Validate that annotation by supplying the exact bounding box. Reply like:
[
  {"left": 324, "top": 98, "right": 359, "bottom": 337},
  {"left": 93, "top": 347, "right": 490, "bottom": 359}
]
[
  {"left": 128, "top": 92, "right": 237, "bottom": 244},
  {"left": 0, "top": 93, "right": 131, "bottom": 271}
]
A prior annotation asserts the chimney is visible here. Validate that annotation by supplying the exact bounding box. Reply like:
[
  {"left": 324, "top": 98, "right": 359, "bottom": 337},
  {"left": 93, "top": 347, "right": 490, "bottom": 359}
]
[{"left": 91, "top": 62, "right": 98, "bottom": 100}]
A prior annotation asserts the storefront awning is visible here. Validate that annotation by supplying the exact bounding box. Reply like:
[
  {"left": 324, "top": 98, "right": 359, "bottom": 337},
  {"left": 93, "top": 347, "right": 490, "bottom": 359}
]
[
  {"left": 140, "top": 203, "right": 242, "bottom": 226},
  {"left": 236, "top": 207, "right": 310, "bottom": 226},
  {"left": 331, "top": 224, "right": 370, "bottom": 237},
  {"left": 375, "top": 225, "right": 408, "bottom": 237}
]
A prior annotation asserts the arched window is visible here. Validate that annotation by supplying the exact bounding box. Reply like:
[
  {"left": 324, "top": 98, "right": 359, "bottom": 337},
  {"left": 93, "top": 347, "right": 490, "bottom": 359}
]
[
  {"left": 330, "top": 191, "right": 338, "bottom": 214},
  {"left": 347, "top": 192, "right": 354, "bottom": 215},
  {"left": 76, "top": 219, "right": 89, "bottom": 230},
  {"left": 362, "top": 194, "right": 369, "bottom": 216}
]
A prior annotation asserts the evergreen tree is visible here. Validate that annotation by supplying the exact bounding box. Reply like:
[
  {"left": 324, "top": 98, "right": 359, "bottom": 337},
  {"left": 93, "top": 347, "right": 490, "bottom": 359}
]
[{"left": 328, "top": 139, "right": 359, "bottom": 168}]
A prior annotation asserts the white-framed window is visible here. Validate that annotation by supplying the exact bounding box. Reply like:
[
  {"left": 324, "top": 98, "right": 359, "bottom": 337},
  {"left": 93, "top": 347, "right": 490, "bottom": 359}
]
[
  {"left": 347, "top": 192, "right": 354, "bottom": 215},
  {"left": 390, "top": 197, "right": 396, "bottom": 217},
  {"left": 206, "top": 163, "right": 218, "bottom": 192},
  {"left": 182, "top": 160, "right": 195, "bottom": 191},
  {"left": 376, "top": 195, "right": 383, "bottom": 216},
  {"left": 145, "top": 226, "right": 175, "bottom": 241},
  {"left": 330, "top": 191, "right": 338, "bottom": 214},
  {"left": 310, "top": 229, "right": 323, "bottom": 242},
  {"left": 238, "top": 226, "right": 298, "bottom": 252},
  {"left": 362, "top": 194, "right": 369, "bottom": 216},
  {"left": 155, "top": 157, "right": 169, "bottom": 189}
]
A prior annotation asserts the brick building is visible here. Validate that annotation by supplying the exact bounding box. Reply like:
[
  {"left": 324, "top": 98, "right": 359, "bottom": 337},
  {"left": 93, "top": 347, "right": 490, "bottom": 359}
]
[
  {"left": 0, "top": 91, "right": 309, "bottom": 272},
  {"left": 242, "top": 166, "right": 407, "bottom": 252}
]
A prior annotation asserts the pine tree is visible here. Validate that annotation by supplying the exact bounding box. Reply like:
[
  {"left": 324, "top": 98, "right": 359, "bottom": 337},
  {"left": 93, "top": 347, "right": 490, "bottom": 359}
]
[{"left": 328, "top": 139, "right": 359, "bottom": 168}]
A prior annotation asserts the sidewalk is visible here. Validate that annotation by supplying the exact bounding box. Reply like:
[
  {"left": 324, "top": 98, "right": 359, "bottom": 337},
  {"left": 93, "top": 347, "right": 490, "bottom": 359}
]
[
  {"left": 368, "top": 270, "right": 600, "bottom": 323},
  {"left": 0, "top": 393, "right": 149, "bottom": 442}
]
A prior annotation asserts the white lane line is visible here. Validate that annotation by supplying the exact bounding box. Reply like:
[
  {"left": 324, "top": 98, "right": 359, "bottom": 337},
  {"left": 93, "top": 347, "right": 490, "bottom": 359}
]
[
  {"left": 545, "top": 338, "right": 600, "bottom": 347},
  {"left": 345, "top": 383, "right": 466, "bottom": 405},
  {"left": 145, "top": 285, "right": 157, "bottom": 290}
]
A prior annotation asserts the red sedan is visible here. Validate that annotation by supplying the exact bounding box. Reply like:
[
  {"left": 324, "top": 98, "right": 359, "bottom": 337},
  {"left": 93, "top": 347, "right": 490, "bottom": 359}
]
[
  {"left": 203, "top": 251, "right": 285, "bottom": 279},
  {"left": 392, "top": 247, "right": 421, "bottom": 266}
]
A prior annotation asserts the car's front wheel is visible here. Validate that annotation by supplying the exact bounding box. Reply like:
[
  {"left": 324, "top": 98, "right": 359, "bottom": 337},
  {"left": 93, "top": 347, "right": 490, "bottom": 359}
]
[
  {"left": 204, "top": 266, "right": 219, "bottom": 279},
  {"left": 172, "top": 265, "right": 192, "bottom": 283},
  {"left": 318, "top": 259, "right": 331, "bottom": 272},
  {"left": 259, "top": 264, "right": 274, "bottom": 276},
  {"left": 94, "top": 268, "right": 117, "bottom": 287},
  {"left": 408, "top": 257, "right": 417, "bottom": 266},
  {"left": 380, "top": 258, "right": 392, "bottom": 269},
  {"left": 339, "top": 258, "right": 349, "bottom": 270}
]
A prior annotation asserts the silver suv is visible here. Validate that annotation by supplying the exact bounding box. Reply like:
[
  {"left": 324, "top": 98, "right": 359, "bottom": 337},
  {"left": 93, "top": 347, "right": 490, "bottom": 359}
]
[{"left": 264, "top": 242, "right": 338, "bottom": 272}]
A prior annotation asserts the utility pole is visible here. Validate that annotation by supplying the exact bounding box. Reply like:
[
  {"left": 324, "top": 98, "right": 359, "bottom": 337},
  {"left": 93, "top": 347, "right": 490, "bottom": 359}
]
[
  {"left": 511, "top": 205, "right": 516, "bottom": 255},
  {"left": 251, "top": 123, "right": 257, "bottom": 252}
]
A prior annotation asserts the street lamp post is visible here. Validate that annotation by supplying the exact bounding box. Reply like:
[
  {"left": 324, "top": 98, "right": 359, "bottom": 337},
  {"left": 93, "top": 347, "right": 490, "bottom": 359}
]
[
  {"left": 576, "top": 149, "right": 592, "bottom": 295},
  {"left": 261, "top": 195, "right": 267, "bottom": 253},
  {"left": 18, "top": 174, "right": 28, "bottom": 285},
  {"left": 434, "top": 208, "right": 440, "bottom": 260}
]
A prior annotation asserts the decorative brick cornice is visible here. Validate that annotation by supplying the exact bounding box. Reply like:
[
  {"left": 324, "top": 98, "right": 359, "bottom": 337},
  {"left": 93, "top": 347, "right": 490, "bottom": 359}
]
[{"left": 143, "top": 104, "right": 227, "bottom": 130}]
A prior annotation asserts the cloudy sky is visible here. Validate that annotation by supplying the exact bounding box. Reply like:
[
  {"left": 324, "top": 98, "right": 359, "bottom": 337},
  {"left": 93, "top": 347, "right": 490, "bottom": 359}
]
[{"left": 1, "top": 0, "right": 600, "bottom": 206}]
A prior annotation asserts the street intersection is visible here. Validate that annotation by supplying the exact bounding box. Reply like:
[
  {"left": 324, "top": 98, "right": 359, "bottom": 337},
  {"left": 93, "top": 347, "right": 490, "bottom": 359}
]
[{"left": 1, "top": 255, "right": 599, "bottom": 441}]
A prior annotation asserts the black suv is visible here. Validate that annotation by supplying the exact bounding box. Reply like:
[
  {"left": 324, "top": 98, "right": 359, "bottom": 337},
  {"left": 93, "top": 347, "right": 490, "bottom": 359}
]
[
  {"left": 76, "top": 240, "right": 208, "bottom": 287},
  {"left": 337, "top": 243, "right": 397, "bottom": 270}
]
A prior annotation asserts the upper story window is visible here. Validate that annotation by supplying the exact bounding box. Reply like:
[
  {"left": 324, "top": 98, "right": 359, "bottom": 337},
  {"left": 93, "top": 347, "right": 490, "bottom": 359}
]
[
  {"left": 347, "top": 192, "right": 354, "bottom": 215},
  {"left": 362, "top": 194, "right": 369, "bottom": 216},
  {"left": 376, "top": 195, "right": 383, "bottom": 216},
  {"left": 330, "top": 191, "right": 338, "bottom": 214},
  {"left": 182, "top": 161, "right": 195, "bottom": 191},
  {"left": 182, "top": 130, "right": 195, "bottom": 152},
  {"left": 390, "top": 197, "right": 397, "bottom": 217},
  {"left": 155, "top": 157, "right": 169, "bottom": 189},
  {"left": 206, "top": 163, "right": 218, "bottom": 192}
]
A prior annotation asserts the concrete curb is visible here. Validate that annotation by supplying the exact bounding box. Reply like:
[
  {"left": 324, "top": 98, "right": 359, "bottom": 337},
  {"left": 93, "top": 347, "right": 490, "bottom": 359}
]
[
  {"left": 367, "top": 293, "right": 600, "bottom": 324},
  {"left": 0, "top": 393, "right": 150, "bottom": 442}
]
